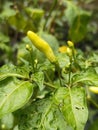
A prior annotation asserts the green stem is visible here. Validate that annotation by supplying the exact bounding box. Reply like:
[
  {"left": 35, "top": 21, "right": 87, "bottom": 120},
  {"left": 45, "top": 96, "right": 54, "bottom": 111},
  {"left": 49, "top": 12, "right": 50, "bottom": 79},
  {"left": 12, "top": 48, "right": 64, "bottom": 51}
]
[
  {"left": 44, "top": 82, "right": 56, "bottom": 89},
  {"left": 33, "top": 0, "right": 39, "bottom": 7},
  {"left": 87, "top": 97, "right": 98, "bottom": 109},
  {"left": 68, "top": 57, "right": 72, "bottom": 86},
  {"left": 72, "top": 46, "right": 81, "bottom": 71},
  {"left": 54, "top": 61, "right": 62, "bottom": 86},
  {"left": 31, "top": 77, "right": 55, "bottom": 89},
  {"left": 43, "top": 0, "right": 58, "bottom": 30},
  {"left": 44, "top": 71, "right": 52, "bottom": 83},
  {"left": 29, "top": 49, "right": 37, "bottom": 72}
]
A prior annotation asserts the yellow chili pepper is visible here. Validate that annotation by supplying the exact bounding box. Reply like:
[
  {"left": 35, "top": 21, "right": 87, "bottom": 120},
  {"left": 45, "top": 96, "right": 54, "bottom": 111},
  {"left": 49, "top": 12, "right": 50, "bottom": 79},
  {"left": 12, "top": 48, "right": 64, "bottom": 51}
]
[
  {"left": 89, "top": 87, "right": 98, "bottom": 94},
  {"left": 27, "top": 31, "right": 57, "bottom": 63}
]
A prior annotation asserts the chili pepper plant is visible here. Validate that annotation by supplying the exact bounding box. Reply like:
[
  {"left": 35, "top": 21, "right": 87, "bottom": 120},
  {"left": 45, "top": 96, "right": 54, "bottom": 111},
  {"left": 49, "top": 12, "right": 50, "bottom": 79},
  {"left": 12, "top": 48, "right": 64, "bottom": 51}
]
[
  {"left": 0, "top": 0, "right": 98, "bottom": 130},
  {"left": 0, "top": 30, "right": 98, "bottom": 130}
]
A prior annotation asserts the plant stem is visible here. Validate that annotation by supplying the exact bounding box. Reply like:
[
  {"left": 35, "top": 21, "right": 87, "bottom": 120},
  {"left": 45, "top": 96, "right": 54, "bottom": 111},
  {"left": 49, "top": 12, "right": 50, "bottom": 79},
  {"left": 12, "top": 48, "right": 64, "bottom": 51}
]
[
  {"left": 54, "top": 61, "right": 62, "bottom": 86},
  {"left": 68, "top": 57, "right": 72, "bottom": 86},
  {"left": 44, "top": 71, "right": 52, "bottom": 83},
  {"left": 44, "top": 82, "right": 56, "bottom": 89},
  {"left": 43, "top": 0, "right": 58, "bottom": 30},
  {"left": 87, "top": 97, "right": 98, "bottom": 109}
]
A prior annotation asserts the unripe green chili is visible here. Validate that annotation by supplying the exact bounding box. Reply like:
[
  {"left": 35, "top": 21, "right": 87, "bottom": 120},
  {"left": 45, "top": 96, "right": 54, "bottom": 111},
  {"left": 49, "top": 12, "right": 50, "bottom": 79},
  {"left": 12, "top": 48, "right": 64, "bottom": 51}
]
[{"left": 27, "top": 31, "right": 57, "bottom": 63}]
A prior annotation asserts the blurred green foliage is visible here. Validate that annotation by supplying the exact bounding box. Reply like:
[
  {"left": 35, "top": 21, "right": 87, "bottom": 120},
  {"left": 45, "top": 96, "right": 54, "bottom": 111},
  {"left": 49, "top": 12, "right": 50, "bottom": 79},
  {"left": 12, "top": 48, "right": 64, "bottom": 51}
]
[{"left": 0, "top": 0, "right": 98, "bottom": 66}]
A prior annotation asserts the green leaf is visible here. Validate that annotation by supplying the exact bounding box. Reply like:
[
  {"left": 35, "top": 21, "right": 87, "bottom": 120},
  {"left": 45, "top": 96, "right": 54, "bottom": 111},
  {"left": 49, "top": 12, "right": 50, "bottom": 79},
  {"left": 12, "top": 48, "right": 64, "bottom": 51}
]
[
  {"left": 32, "top": 71, "right": 44, "bottom": 91},
  {"left": 0, "top": 33, "right": 9, "bottom": 43},
  {"left": 65, "top": 1, "right": 78, "bottom": 26},
  {"left": 8, "top": 13, "right": 27, "bottom": 32},
  {"left": 69, "top": 10, "right": 91, "bottom": 42},
  {"left": 89, "top": 118, "right": 98, "bottom": 130},
  {"left": 17, "top": 43, "right": 32, "bottom": 65},
  {"left": 65, "top": 1, "right": 91, "bottom": 42},
  {"left": 18, "top": 98, "right": 72, "bottom": 130},
  {"left": 73, "top": 69, "right": 98, "bottom": 86},
  {"left": 0, "top": 64, "right": 30, "bottom": 81},
  {"left": 0, "top": 43, "right": 11, "bottom": 52},
  {"left": 0, "top": 113, "right": 14, "bottom": 129},
  {"left": 25, "top": 8, "right": 44, "bottom": 21},
  {"left": 92, "top": 53, "right": 98, "bottom": 64},
  {"left": 95, "top": 67, "right": 98, "bottom": 74},
  {"left": 0, "top": 2, "right": 16, "bottom": 19},
  {"left": 0, "top": 33, "right": 11, "bottom": 53},
  {"left": 0, "top": 78, "right": 33, "bottom": 118},
  {"left": 57, "top": 53, "right": 70, "bottom": 68},
  {"left": 54, "top": 87, "right": 88, "bottom": 130},
  {"left": 25, "top": 8, "right": 44, "bottom": 31}
]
